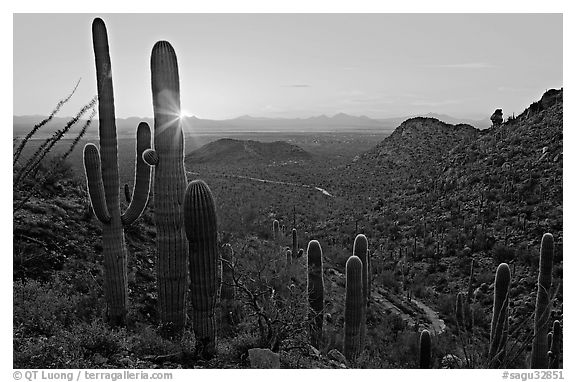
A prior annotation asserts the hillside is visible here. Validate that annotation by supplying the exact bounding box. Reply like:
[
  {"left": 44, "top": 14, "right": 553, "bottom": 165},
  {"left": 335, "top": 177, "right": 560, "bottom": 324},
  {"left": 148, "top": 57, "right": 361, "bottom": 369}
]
[{"left": 185, "top": 138, "right": 312, "bottom": 165}]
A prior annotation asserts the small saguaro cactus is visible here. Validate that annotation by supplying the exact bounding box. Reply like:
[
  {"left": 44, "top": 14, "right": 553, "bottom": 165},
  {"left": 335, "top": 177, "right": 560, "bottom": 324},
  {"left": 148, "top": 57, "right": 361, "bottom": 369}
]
[
  {"left": 353, "top": 234, "right": 369, "bottom": 346},
  {"left": 286, "top": 249, "right": 292, "bottom": 266},
  {"left": 455, "top": 292, "right": 466, "bottom": 331},
  {"left": 84, "top": 18, "right": 152, "bottom": 325},
  {"left": 344, "top": 255, "right": 364, "bottom": 361},
  {"left": 184, "top": 180, "right": 219, "bottom": 359},
  {"left": 307, "top": 240, "right": 324, "bottom": 349},
  {"left": 273, "top": 219, "right": 280, "bottom": 240},
  {"left": 419, "top": 329, "right": 432, "bottom": 368},
  {"left": 143, "top": 40, "right": 188, "bottom": 335},
  {"left": 531, "top": 233, "right": 555, "bottom": 368},
  {"left": 488, "top": 263, "right": 511, "bottom": 368},
  {"left": 548, "top": 320, "right": 562, "bottom": 368}
]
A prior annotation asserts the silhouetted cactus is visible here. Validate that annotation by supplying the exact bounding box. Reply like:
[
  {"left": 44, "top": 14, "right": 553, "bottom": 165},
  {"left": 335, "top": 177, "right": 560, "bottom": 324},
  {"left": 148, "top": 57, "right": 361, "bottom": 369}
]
[
  {"left": 83, "top": 18, "right": 152, "bottom": 325},
  {"left": 531, "top": 233, "right": 555, "bottom": 368},
  {"left": 307, "top": 240, "right": 324, "bottom": 349},
  {"left": 488, "top": 263, "right": 511, "bottom": 367},
  {"left": 344, "top": 255, "right": 363, "bottom": 361},
  {"left": 143, "top": 40, "right": 188, "bottom": 335},
  {"left": 273, "top": 219, "right": 280, "bottom": 240},
  {"left": 184, "top": 180, "right": 219, "bottom": 358},
  {"left": 353, "top": 234, "right": 369, "bottom": 346},
  {"left": 548, "top": 320, "right": 561, "bottom": 368},
  {"left": 419, "top": 329, "right": 431, "bottom": 368},
  {"left": 297, "top": 248, "right": 304, "bottom": 258},
  {"left": 292, "top": 228, "right": 298, "bottom": 256}
]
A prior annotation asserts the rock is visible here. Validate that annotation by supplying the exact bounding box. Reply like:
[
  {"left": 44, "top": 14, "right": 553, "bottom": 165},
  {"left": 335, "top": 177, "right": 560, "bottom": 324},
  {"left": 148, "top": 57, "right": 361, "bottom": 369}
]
[
  {"left": 328, "top": 349, "right": 347, "bottom": 364},
  {"left": 309, "top": 345, "right": 321, "bottom": 358},
  {"left": 248, "top": 348, "right": 280, "bottom": 369}
]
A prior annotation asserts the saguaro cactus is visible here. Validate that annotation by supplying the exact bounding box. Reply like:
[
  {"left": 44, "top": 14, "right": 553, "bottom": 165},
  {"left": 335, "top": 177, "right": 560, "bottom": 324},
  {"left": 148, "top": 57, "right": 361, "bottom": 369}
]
[
  {"left": 83, "top": 18, "right": 152, "bottom": 325},
  {"left": 531, "top": 233, "right": 555, "bottom": 368},
  {"left": 307, "top": 240, "right": 324, "bottom": 349},
  {"left": 488, "top": 263, "right": 511, "bottom": 367},
  {"left": 353, "top": 234, "right": 369, "bottom": 346},
  {"left": 344, "top": 255, "right": 364, "bottom": 361},
  {"left": 184, "top": 180, "right": 219, "bottom": 358},
  {"left": 455, "top": 292, "right": 466, "bottom": 331},
  {"left": 292, "top": 228, "right": 298, "bottom": 256},
  {"left": 419, "top": 329, "right": 432, "bottom": 368},
  {"left": 272, "top": 220, "right": 280, "bottom": 240},
  {"left": 548, "top": 320, "right": 561, "bottom": 368},
  {"left": 143, "top": 40, "right": 188, "bottom": 334}
]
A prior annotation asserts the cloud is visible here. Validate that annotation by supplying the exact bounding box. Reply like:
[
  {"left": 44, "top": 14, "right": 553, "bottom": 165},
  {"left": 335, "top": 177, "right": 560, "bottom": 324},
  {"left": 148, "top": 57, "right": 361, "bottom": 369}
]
[
  {"left": 423, "top": 62, "right": 495, "bottom": 69},
  {"left": 282, "top": 84, "right": 310, "bottom": 88}
]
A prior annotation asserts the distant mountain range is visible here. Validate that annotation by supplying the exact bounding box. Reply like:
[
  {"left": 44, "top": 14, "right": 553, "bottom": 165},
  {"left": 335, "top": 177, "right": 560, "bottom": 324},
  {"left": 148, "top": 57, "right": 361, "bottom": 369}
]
[{"left": 13, "top": 112, "right": 492, "bottom": 139}]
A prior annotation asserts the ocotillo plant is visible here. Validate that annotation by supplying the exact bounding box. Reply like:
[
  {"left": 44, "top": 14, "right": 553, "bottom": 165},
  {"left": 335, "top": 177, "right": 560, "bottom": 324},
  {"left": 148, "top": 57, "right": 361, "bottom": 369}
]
[
  {"left": 83, "top": 18, "right": 152, "bottom": 325},
  {"left": 143, "top": 40, "right": 188, "bottom": 335},
  {"left": 307, "top": 240, "right": 324, "bottom": 349},
  {"left": 353, "top": 234, "right": 369, "bottom": 346},
  {"left": 273, "top": 219, "right": 280, "bottom": 240},
  {"left": 344, "top": 255, "right": 363, "bottom": 361},
  {"left": 184, "top": 180, "right": 219, "bottom": 358},
  {"left": 220, "top": 243, "right": 235, "bottom": 302},
  {"left": 419, "top": 329, "right": 432, "bottom": 368},
  {"left": 531, "top": 233, "right": 555, "bottom": 368},
  {"left": 548, "top": 320, "right": 561, "bottom": 368},
  {"left": 488, "top": 263, "right": 511, "bottom": 368}
]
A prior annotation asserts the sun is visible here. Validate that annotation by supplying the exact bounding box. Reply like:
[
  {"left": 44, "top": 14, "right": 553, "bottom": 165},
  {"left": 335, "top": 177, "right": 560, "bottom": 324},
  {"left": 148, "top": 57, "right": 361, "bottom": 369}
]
[{"left": 179, "top": 110, "right": 189, "bottom": 119}]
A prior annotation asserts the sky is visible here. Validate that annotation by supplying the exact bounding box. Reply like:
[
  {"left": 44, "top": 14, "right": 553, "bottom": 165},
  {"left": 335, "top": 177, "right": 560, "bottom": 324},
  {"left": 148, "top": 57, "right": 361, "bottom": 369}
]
[{"left": 13, "top": 13, "right": 562, "bottom": 120}]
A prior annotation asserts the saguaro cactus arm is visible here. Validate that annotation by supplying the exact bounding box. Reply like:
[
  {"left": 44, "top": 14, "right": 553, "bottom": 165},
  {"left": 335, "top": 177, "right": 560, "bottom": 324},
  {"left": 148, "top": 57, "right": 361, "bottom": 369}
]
[
  {"left": 83, "top": 143, "right": 111, "bottom": 223},
  {"left": 122, "top": 122, "right": 152, "bottom": 225},
  {"left": 143, "top": 148, "right": 159, "bottom": 166}
]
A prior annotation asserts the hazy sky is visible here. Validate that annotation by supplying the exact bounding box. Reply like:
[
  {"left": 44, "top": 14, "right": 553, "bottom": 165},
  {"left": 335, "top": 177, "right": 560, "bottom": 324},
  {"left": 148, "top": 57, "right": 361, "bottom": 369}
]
[{"left": 13, "top": 13, "right": 562, "bottom": 120}]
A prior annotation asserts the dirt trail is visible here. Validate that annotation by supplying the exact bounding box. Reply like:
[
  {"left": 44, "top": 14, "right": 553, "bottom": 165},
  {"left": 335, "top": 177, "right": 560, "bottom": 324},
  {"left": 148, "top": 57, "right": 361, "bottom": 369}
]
[{"left": 186, "top": 171, "right": 334, "bottom": 197}]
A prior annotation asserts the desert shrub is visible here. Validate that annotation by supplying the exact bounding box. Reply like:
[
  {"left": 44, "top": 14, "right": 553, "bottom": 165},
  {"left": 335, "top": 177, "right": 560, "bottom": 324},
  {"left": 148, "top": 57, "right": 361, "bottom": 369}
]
[{"left": 493, "top": 243, "right": 516, "bottom": 264}]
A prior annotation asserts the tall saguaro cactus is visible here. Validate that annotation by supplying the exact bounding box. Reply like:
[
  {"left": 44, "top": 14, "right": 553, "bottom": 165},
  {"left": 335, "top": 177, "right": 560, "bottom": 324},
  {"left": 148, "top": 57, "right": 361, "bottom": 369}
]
[
  {"left": 307, "top": 240, "right": 324, "bottom": 349},
  {"left": 84, "top": 18, "right": 152, "bottom": 325},
  {"left": 184, "top": 180, "right": 219, "bottom": 358},
  {"left": 488, "top": 263, "right": 511, "bottom": 367},
  {"left": 531, "top": 233, "right": 555, "bottom": 368},
  {"left": 353, "top": 234, "right": 369, "bottom": 346},
  {"left": 344, "top": 255, "right": 364, "bottom": 361},
  {"left": 143, "top": 40, "right": 188, "bottom": 334}
]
